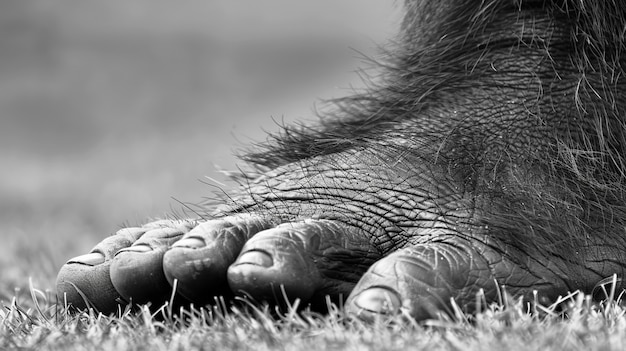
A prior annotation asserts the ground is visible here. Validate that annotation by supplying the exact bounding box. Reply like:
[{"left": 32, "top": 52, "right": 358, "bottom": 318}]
[{"left": 4, "top": 287, "right": 626, "bottom": 350}]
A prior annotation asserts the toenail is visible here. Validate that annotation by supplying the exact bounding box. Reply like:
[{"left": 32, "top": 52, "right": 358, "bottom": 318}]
[
  {"left": 67, "top": 252, "right": 105, "bottom": 266},
  {"left": 236, "top": 250, "right": 273, "bottom": 267},
  {"left": 353, "top": 286, "right": 402, "bottom": 314},
  {"left": 116, "top": 244, "right": 153, "bottom": 255},
  {"left": 172, "top": 237, "right": 206, "bottom": 248}
]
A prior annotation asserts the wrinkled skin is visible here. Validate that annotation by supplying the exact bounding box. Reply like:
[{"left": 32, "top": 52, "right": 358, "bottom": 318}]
[{"left": 56, "top": 0, "right": 626, "bottom": 321}]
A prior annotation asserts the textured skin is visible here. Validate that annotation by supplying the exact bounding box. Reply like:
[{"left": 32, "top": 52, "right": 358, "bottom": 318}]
[{"left": 56, "top": 0, "right": 626, "bottom": 320}]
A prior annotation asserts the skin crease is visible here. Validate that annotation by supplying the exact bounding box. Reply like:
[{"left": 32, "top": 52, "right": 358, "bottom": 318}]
[{"left": 56, "top": 0, "right": 626, "bottom": 321}]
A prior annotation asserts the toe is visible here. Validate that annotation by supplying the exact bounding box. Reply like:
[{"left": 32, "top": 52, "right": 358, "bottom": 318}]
[
  {"left": 56, "top": 227, "right": 147, "bottom": 312},
  {"left": 227, "top": 222, "right": 323, "bottom": 305},
  {"left": 109, "top": 224, "right": 193, "bottom": 306},
  {"left": 226, "top": 219, "right": 376, "bottom": 307},
  {"left": 346, "top": 242, "right": 492, "bottom": 321},
  {"left": 346, "top": 246, "right": 451, "bottom": 320},
  {"left": 109, "top": 246, "right": 170, "bottom": 305},
  {"left": 56, "top": 251, "right": 119, "bottom": 312},
  {"left": 162, "top": 215, "right": 273, "bottom": 303}
]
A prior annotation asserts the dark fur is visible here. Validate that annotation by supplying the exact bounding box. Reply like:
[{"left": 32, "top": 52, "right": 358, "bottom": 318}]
[{"left": 237, "top": 1, "right": 626, "bottom": 290}]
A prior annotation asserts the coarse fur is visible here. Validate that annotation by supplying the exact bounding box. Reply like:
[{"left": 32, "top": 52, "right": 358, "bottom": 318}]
[{"left": 236, "top": 0, "right": 626, "bottom": 292}]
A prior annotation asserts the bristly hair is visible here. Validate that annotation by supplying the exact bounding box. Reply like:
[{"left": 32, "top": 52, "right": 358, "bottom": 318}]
[{"left": 238, "top": 0, "right": 626, "bottom": 179}]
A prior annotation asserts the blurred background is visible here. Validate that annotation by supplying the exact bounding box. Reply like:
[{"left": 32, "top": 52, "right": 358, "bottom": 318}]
[{"left": 0, "top": 0, "right": 399, "bottom": 293}]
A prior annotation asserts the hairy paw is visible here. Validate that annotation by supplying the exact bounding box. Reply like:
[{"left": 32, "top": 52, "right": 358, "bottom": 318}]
[{"left": 56, "top": 214, "right": 378, "bottom": 313}]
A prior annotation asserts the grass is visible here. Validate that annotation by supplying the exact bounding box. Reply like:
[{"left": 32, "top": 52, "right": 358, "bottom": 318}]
[{"left": 1, "top": 283, "right": 626, "bottom": 350}]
